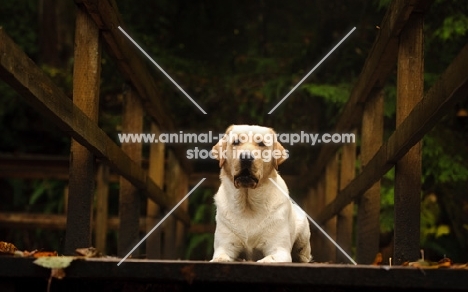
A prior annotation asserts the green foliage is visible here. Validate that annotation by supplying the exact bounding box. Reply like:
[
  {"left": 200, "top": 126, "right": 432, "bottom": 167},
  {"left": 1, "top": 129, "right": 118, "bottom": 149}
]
[
  {"left": 433, "top": 13, "right": 468, "bottom": 40},
  {"left": 302, "top": 83, "right": 350, "bottom": 105},
  {"left": 185, "top": 188, "right": 216, "bottom": 260},
  {"left": 1, "top": 178, "right": 66, "bottom": 251},
  {"left": 423, "top": 133, "right": 468, "bottom": 184}
]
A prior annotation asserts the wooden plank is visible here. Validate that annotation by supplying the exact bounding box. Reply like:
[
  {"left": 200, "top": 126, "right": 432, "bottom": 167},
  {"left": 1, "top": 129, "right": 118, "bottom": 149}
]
[
  {"left": 95, "top": 164, "right": 110, "bottom": 253},
  {"left": 2, "top": 257, "right": 468, "bottom": 291},
  {"left": 299, "top": 0, "right": 431, "bottom": 188},
  {"left": 118, "top": 88, "right": 143, "bottom": 257},
  {"left": 73, "top": 0, "right": 173, "bottom": 130},
  {"left": 64, "top": 8, "right": 101, "bottom": 254},
  {"left": 175, "top": 170, "right": 189, "bottom": 258},
  {"left": 0, "top": 212, "right": 207, "bottom": 233},
  {"left": 356, "top": 90, "right": 384, "bottom": 264},
  {"left": 336, "top": 131, "right": 356, "bottom": 263},
  {"left": 0, "top": 154, "right": 133, "bottom": 183},
  {"left": 324, "top": 155, "right": 338, "bottom": 262},
  {"left": 316, "top": 42, "right": 468, "bottom": 225},
  {"left": 0, "top": 28, "right": 190, "bottom": 225},
  {"left": 393, "top": 12, "right": 424, "bottom": 264},
  {"left": 146, "top": 123, "right": 165, "bottom": 259},
  {"left": 74, "top": 0, "right": 191, "bottom": 173},
  {"left": 162, "top": 150, "right": 181, "bottom": 259},
  {"left": 0, "top": 154, "right": 70, "bottom": 180},
  {"left": 311, "top": 179, "right": 326, "bottom": 262}
]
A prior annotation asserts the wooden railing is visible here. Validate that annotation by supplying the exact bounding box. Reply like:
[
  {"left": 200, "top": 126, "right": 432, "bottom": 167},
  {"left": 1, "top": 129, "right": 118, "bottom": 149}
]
[
  {"left": 0, "top": 0, "right": 195, "bottom": 259},
  {"left": 1, "top": 0, "right": 467, "bottom": 265},
  {"left": 302, "top": 0, "right": 468, "bottom": 264}
]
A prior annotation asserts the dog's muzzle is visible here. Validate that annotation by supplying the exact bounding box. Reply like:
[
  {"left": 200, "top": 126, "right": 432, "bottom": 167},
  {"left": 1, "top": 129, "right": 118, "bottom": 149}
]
[{"left": 233, "top": 152, "right": 258, "bottom": 189}]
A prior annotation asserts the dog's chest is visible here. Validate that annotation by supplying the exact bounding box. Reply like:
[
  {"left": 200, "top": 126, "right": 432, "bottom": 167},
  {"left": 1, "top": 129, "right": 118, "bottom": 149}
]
[{"left": 225, "top": 209, "right": 277, "bottom": 246}]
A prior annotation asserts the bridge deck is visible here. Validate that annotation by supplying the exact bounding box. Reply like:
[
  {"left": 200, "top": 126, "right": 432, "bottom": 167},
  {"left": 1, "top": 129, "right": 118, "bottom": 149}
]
[{"left": 0, "top": 256, "right": 467, "bottom": 291}]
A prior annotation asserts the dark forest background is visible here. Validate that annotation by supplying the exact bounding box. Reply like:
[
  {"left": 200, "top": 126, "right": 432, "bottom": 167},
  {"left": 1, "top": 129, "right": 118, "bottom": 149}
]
[{"left": 0, "top": 0, "right": 467, "bottom": 262}]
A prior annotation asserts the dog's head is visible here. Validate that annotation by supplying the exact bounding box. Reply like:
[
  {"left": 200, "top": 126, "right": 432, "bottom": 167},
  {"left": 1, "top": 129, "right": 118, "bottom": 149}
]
[{"left": 212, "top": 125, "right": 287, "bottom": 189}]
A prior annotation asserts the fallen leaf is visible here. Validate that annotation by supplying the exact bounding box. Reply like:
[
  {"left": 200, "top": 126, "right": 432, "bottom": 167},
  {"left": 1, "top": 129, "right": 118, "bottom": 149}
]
[
  {"left": 33, "top": 251, "right": 58, "bottom": 258},
  {"left": 0, "top": 241, "right": 17, "bottom": 255},
  {"left": 75, "top": 247, "right": 100, "bottom": 257},
  {"left": 372, "top": 253, "right": 383, "bottom": 265},
  {"left": 33, "top": 256, "right": 75, "bottom": 269},
  {"left": 437, "top": 257, "right": 452, "bottom": 268}
]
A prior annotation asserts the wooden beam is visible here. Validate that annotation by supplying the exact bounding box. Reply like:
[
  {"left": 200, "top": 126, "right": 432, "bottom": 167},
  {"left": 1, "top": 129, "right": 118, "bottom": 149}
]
[
  {"left": 163, "top": 150, "right": 185, "bottom": 259},
  {"left": 0, "top": 212, "right": 210, "bottom": 234},
  {"left": 324, "top": 155, "right": 338, "bottom": 262},
  {"left": 118, "top": 88, "right": 143, "bottom": 257},
  {"left": 393, "top": 12, "right": 424, "bottom": 264},
  {"left": 316, "top": 42, "right": 468, "bottom": 224},
  {"left": 95, "top": 164, "right": 110, "bottom": 253},
  {"left": 356, "top": 90, "right": 384, "bottom": 264},
  {"left": 0, "top": 154, "right": 70, "bottom": 180},
  {"left": 0, "top": 28, "right": 190, "bottom": 225},
  {"left": 74, "top": 0, "right": 191, "bottom": 173},
  {"left": 146, "top": 123, "right": 165, "bottom": 259},
  {"left": 64, "top": 8, "right": 101, "bottom": 254},
  {"left": 300, "top": 0, "right": 431, "bottom": 188},
  {"left": 311, "top": 179, "right": 326, "bottom": 262},
  {"left": 336, "top": 130, "right": 356, "bottom": 263},
  {"left": 73, "top": 0, "right": 173, "bottom": 132}
]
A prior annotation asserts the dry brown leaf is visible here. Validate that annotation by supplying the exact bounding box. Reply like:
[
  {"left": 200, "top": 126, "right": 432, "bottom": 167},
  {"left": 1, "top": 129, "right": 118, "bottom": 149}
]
[
  {"left": 34, "top": 251, "right": 58, "bottom": 258},
  {"left": 75, "top": 247, "right": 100, "bottom": 257},
  {"left": 0, "top": 241, "right": 17, "bottom": 255},
  {"left": 371, "top": 253, "right": 383, "bottom": 265}
]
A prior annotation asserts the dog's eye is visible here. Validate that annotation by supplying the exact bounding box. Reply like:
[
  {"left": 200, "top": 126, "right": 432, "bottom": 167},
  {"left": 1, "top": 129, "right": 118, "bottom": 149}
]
[
  {"left": 232, "top": 139, "right": 240, "bottom": 146},
  {"left": 257, "top": 141, "right": 266, "bottom": 147}
]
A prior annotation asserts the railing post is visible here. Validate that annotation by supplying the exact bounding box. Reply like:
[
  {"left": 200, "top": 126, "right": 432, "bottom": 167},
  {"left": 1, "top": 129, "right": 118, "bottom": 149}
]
[
  {"left": 64, "top": 7, "right": 101, "bottom": 254},
  {"left": 118, "top": 87, "right": 143, "bottom": 257},
  {"left": 303, "top": 187, "right": 315, "bottom": 258},
  {"left": 356, "top": 89, "right": 384, "bottom": 264},
  {"left": 311, "top": 179, "right": 325, "bottom": 262},
  {"left": 162, "top": 150, "right": 178, "bottom": 259},
  {"left": 394, "top": 12, "right": 424, "bottom": 264},
  {"left": 175, "top": 169, "right": 188, "bottom": 258},
  {"left": 146, "top": 123, "right": 165, "bottom": 259},
  {"left": 336, "top": 131, "right": 356, "bottom": 263},
  {"left": 324, "top": 154, "right": 338, "bottom": 262},
  {"left": 95, "top": 164, "right": 109, "bottom": 253}
]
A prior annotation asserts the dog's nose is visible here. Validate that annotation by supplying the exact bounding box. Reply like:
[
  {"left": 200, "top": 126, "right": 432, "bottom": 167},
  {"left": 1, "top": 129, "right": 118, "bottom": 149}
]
[{"left": 240, "top": 152, "right": 254, "bottom": 168}]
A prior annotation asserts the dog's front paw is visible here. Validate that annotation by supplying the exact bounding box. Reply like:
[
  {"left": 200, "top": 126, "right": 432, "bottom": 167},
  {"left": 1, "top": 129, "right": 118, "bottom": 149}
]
[
  {"left": 258, "top": 252, "right": 292, "bottom": 263},
  {"left": 210, "top": 254, "right": 234, "bottom": 262},
  {"left": 257, "top": 255, "right": 276, "bottom": 263}
]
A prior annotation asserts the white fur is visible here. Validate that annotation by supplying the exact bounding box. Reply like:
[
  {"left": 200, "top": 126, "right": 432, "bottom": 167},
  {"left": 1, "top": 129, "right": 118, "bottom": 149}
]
[{"left": 210, "top": 125, "right": 311, "bottom": 263}]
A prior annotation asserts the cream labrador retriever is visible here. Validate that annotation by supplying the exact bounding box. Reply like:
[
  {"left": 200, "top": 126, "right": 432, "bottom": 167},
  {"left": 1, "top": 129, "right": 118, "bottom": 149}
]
[{"left": 210, "top": 125, "right": 311, "bottom": 263}]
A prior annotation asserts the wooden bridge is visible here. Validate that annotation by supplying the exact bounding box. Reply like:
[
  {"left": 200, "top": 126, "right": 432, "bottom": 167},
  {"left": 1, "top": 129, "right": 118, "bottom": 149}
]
[{"left": 1, "top": 0, "right": 468, "bottom": 290}]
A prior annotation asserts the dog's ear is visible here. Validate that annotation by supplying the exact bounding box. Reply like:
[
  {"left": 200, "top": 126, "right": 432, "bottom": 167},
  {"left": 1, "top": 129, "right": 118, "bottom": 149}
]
[
  {"left": 269, "top": 127, "right": 287, "bottom": 170},
  {"left": 212, "top": 139, "right": 226, "bottom": 168},
  {"left": 273, "top": 141, "right": 287, "bottom": 170},
  {"left": 213, "top": 127, "right": 232, "bottom": 168}
]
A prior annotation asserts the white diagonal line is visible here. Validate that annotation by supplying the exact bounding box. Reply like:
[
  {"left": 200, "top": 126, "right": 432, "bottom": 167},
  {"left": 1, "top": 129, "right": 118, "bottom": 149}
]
[
  {"left": 268, "top": 27, "right": 356, "bottom": 114},
  {"left": 117, "top": 178, "right": 206, "bottom": 266},
  {"left": 118, "top": 26, "right": 207, "bottom": 114},
  {"left": 268, "top": 178, "right": 357, "bottom": 265}
]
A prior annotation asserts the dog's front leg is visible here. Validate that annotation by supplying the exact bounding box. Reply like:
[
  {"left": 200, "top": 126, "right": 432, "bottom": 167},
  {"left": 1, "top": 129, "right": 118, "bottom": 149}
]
[
  {"left": 257, "top": 247, "right": 292, "bottom": 263},
  {"left": 210, "top": 224, "right": 241, "bottom": 262},
  {"left": 211, "top": 246, "right": 236, "bottom": 262},
  {"left": 257, "top": 231, "right": 293, "bottom": 262}
]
